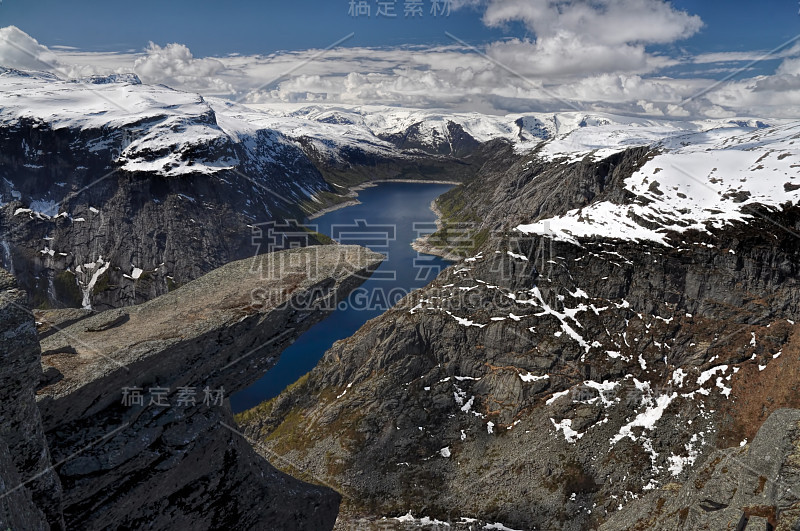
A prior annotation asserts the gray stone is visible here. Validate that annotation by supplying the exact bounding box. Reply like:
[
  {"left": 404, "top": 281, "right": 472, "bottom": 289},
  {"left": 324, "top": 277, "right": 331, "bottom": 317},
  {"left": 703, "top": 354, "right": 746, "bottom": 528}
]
[
  {"left": 0, "top": 268, "right": 64, "bottom": 529},
  {"left": 239, "top": 146, "right": 800, "bottom": 530},
  {"left": 601, "top": 409, "right": 800, "bottom": 530},
  {"left": 36, "top": 246, "right": 383, "bottom": 530}
]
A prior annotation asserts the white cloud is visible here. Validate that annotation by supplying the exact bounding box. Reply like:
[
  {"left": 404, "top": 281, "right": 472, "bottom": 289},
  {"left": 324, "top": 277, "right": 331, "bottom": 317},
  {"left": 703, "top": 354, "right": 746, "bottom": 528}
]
[
  {"left": 482, "top": 0, "right": 703, "bottom": 46},
  {"left": 777, "top": 56, "right": 800, "bottom": 76},
  {"left": 693, "top": 43, "right": 800, "bottom": 65},
  {"left": 753, "top": 74, "right": 800, "bottom": 93},
  {"left": 2, "top": 21, "right": 800, "bottom": 119},
  {"left": 485, "top": 36, "right": 665, "bottom": 78},
  {"left": 133, "top": 42, "right": 234, "bottom": 95},
  {"left": 478, "top": 0, "right": 700, "bottom": 79},
  {"left": 0, "top": 26, "right": 137, "bottom": 80},
  {"left": 0, "top": 25, "right": 64, "bottom": 71}
]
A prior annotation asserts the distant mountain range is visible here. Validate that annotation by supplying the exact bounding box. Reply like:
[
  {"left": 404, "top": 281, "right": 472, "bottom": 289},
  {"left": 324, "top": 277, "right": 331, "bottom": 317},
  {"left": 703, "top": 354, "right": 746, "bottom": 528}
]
[{"left": 2, "top": 66, "right": 800, "bottom": 530}]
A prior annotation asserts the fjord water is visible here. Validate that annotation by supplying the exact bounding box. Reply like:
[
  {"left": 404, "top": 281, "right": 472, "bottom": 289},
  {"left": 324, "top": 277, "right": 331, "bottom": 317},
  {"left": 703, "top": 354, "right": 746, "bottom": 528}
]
[{"left": 230, "top": 182, "right": 454, "bottom": 412}]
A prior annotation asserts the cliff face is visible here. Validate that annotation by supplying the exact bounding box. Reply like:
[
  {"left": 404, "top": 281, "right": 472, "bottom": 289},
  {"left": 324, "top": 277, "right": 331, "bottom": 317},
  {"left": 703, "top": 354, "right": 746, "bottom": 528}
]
[
  {"left": 0, "top": 268, "right": 63, "bottom": 529},
  {"left": 32, "top": 245, "right": 383, "bottom": 530},
  {"left": 4, "top": 66, "right": 798, "bottom": 528},
  {"left": 0, "top": 69, "right": 336, "bottom": 310},
  {"left": 0, "top": 70, "right": 509, "bottom": 311},
  {"left": 239, "top": 132, "right": 800, "bottom": 529},
  {"left": 602, "top": 408, "right": 800, "bottom": 530}
]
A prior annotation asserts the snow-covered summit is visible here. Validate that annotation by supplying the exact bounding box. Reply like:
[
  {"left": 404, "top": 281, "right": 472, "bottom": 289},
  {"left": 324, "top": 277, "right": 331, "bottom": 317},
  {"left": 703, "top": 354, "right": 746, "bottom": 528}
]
[
  {"left": 1, "top": 66, "right": 791, "bottom": 197},
  {"left": 0, "top": 68, "right": 330, "bottom": 180},
  {"left": 0, "top": 67, "right": 233, "bottom": 176},
  {"left": 70, "top": 73, "right": 142, "bottom": 85},
  {"left": 240, "top": 102, "right": 784, "bottom": 163},
  {"left": 518, "top": 120, "right": 800, "bottom": 244}
]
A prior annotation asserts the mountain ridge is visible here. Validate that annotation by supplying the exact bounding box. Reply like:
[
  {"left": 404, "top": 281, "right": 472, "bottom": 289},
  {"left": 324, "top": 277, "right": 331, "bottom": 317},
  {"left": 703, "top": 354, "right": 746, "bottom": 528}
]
[{"left": 238, "top": 128, "right": 800, "bottom": 529}]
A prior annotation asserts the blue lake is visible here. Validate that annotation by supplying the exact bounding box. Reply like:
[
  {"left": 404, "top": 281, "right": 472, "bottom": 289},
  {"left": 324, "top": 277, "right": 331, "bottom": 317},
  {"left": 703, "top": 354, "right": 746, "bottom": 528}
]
[{"left": 230, "top": 182, "right": 454, "bottom": 413}]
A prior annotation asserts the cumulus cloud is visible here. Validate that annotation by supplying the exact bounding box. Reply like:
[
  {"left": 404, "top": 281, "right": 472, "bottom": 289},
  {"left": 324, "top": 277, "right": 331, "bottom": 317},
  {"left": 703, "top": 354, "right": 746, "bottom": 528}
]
[
  {"left": 242, "top": 46, "right": 556, "bottom": 109},
  {"left": 749, "top": 54, "right": 800, "bottom": 95},
  {"left": 0, "top": 25, "right": 141, "bottom": 79},
  {"left": 133, "top": 43, "right": 234, "bottom": 95},
  {"left": 485, "top": 36, "right": 660, "bottom": 78},
  {"left": 482, "top": 0, "right": 703, "bottom": 45},
  {"left": 0, "top": 25, "right": 65, "bottom": 71},
  {"left": 478, "top": 0, "right": 701, "bottom": 78},
  {"left": 2, "top": 20, "right": 800, "bottom": 119},
  {"left": 777, "top": 56, "right": 800, "bottom": 76},
  {"left": 232, "top": 2, "right": 800, "bottom": 118},
  {"left": 241, "top": 45, "right": 701, "bottom": 115}
]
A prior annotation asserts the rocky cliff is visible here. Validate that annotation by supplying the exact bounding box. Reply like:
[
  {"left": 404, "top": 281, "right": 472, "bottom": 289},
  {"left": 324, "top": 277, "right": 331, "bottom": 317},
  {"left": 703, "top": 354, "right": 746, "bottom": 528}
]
[
  {"left": 33, "top": 245, "right": 382, "bottom": 530},
  {"left": 239, "top": 123, "right": 800, "bottom": 529},
  {"left": 0, "top": 267, "right": 63, "bottom": 530},
  {"left": 0, "top": 68, "right": 742, "bottom": 314},
  {"left": 0, "top": 70, "right": 523, "bottom": 311},
  {"left": 0, "top": 68, "right": 340, "bottom": 310},
  {"left": 601, "top": 408, "right": 800, "bottom": 530},
  {"left": 0, "top": 246, "right": 382, "bottom": 530},
  {"left": 4, "top": 65, "right": 799, "bottom": 528}
]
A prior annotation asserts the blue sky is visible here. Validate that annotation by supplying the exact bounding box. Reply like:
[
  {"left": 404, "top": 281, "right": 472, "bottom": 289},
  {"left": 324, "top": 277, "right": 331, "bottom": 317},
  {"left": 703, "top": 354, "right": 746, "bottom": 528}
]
[
  {"left": 2, "top": 0, "right": 505, "bottom": 53},
  {"left": 3, "top": 0, "right": 797, "bottom": 57},
  {"left": 1, "top": 1, "right": 799, "bottom": 118}
]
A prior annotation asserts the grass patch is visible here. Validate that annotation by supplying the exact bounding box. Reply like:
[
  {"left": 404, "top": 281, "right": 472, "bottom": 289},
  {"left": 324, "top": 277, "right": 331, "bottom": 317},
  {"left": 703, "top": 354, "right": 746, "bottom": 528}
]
[
  {"left": 426, "top": 224, "right": 489, "bottom": 258},
  {"left": 91, "top": 271, "right": 112, "bottom": 295},
  {"left": 166, "top": 277, "right": 179, "bottom": 292},
  {"left": 53, "top": 270, "right": 83, "bottom": 307},
  {"left": 235, "top": 372, "right": 311, "bottom": 425}
]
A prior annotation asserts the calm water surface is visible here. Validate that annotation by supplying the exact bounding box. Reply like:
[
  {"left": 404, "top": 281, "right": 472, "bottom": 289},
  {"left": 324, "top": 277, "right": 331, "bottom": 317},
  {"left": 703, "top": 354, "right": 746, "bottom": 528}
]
[{"left": 230, "top": 182, "right": 453, "bottom": 412}]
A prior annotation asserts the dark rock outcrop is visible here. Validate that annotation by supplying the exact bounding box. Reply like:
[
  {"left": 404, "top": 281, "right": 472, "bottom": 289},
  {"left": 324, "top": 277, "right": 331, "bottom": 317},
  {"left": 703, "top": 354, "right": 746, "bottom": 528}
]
[
  {"left": 0, "top": 118, "right": 333, "bottom": 310},
  {"left": 0, "top": 69, "right": 344, "bottom": 310},
  {"left": 377, "top": 121, "right": 481, "bottom": 157},
  {"left": 601, "top": 408, "right": 800, "bottom": 530},
  {"left": 239, "top": 147, "right": 800, "bottom": 530},
  {"left": 33, "top": 245, "right": 383, "bottom": 530},
  {"left": 0, "top": 268, "right": 64, "bottom": 529}
]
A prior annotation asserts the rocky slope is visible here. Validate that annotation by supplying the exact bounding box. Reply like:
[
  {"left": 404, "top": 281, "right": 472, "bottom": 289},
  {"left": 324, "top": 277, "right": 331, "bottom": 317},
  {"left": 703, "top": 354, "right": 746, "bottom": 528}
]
[
  {"left": 0, "top": 68, "right": 337, "bottom": 310},
  {"left": 601, "top": 408, "right": 800, "bottom": 530},
  {"left": 239, "top": 121, "right": 800, "bottom": 529},
  {"left": 4, "top": 64, "right": 798, "bottom": 528},
  {"left": 0, "top": 245, "right": 381, "bottom": 530},
  {"left": 0, "top": 268, "right": 63, "bottom": 530},
  {"left": 0, "top": 69, "right": 504, "bottom": 311},
  {"left": 32, "top": 245, "right": 382, "bottom": 530},
  {"left": 0, "top": 67, "right": 764, "bottom": 312}
]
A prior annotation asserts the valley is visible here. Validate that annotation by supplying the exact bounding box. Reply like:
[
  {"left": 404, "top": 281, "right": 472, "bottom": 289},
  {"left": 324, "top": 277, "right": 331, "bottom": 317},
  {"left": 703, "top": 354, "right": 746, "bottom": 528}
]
[{"left": 0, "top": 65, "right": 799, "bottom": 531}]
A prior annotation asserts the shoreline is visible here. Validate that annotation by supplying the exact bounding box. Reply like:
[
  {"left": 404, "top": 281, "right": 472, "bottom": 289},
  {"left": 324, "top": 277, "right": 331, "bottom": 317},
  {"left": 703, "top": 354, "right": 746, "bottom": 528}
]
[
  {"left": 410, "top": 238, "right": 463, "bottom": 262},
  {"left": 306, "top": 199, "right": 361, "bottom": 220},
  {"left": 411, "top": 199, "right": 464, "bottom": 262},
  {"left": 306, "top": 178, "right": 460, "bottom": 221}
]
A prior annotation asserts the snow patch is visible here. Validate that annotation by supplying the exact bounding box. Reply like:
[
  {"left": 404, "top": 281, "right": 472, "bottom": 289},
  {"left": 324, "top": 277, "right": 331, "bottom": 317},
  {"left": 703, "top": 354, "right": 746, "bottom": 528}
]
[{"left": 551, "top": 418, "right": 583, "bottom": 443}]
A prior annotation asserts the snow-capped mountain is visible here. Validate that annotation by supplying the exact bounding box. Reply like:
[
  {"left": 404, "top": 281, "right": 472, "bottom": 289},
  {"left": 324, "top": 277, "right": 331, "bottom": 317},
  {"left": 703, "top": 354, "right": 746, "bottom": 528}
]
[
  {"left": 237, "top": 102, "right": 777, "bottom": 160},
  {"left": 3, "top": 62, "right": 800, "bottom": 531},
  {"left": 0, "top": 67, "right": 320, "bottom": 184},
  {"left": 0, "top": 66, "right": 790, "bottom": 311},
  {"left": 0, "top": 67, "right": 335, "bottom": 309},
  {"left": 518, "top": 121, "right": 800, "bottom": 244},
  {"left": 240, "top": 109, "right": 800, "bottom": 530}
]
